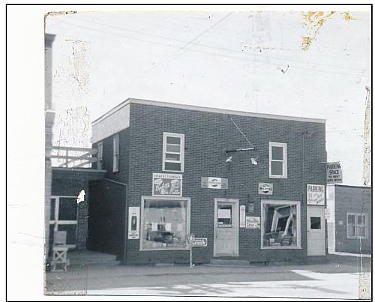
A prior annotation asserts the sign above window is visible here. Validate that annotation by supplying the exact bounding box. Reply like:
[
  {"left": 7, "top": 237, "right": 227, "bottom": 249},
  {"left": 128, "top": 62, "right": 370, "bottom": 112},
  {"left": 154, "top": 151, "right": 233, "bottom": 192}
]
[
  {"left": 152, "top": 173, "right": 182, "bottom": 197},
  {"left": 201, "top": 177, "right": 228, "bottom": 189},
  {"left": 307, "top": 184, "right": 325, "bottom": 205},
  {"left": 258, "top": 182, "right": 273, "bottom": 195}
]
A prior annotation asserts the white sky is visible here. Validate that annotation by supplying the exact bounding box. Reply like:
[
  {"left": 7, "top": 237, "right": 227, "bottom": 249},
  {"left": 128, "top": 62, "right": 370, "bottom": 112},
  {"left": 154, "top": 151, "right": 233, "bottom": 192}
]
[{"left": 46, "top": 8, "right": 371, "bottom": 186}]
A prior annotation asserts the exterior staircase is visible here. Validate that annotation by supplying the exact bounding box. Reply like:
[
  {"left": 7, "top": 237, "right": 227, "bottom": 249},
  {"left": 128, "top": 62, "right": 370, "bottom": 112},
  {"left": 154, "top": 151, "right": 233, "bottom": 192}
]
[{"left": 68, "top": 249, "right": 120, "bottom": 266}]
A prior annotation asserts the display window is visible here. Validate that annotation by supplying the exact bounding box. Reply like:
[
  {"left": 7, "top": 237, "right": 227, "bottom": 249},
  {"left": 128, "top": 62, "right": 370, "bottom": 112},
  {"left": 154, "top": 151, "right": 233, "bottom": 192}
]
[
  {"left": 140, "top": 197, "right": 190, "bottom": 250},
  {"left": 261, "top": 200, "right": 301, "bottom": 249}
]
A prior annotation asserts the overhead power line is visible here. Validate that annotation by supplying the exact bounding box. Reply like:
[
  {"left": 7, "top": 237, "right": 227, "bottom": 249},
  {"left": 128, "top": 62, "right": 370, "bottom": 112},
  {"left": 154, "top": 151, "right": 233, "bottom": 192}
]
[
  {"left": 71, "top": 14, "right": 368, "bottom": 75},
  {"left": 53, "top": 18, "right": 369, "bottom": 78}
]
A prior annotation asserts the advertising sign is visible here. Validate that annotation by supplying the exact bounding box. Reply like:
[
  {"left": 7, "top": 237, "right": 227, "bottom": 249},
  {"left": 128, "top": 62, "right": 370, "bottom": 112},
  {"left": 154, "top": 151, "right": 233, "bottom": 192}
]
[
  {"left": 258, "top": 183, "right": 273, "bottom": 195},
  {"left": 128, "top": 207, "right": 140, "bottom": 239},
  {"left": 152, "top": 173, "right": 182, "bottom": 196},
  {"left": 240, "top": 205, "right": 246, "bottom": 228},
  {"left": 307, "top": 184, "right": 325, "bottom": 206},
  {"left": 246, "top": 216, "right": 260, "bottom": 229},
  {"left": 192, "top": 238, "right": 208, "bottom": 247},
  {"left": 326, "top": 162, "right": 343, "bottom": 184},
  {"left": 201, "top": 177, "right": 228, "bottom": 189}
]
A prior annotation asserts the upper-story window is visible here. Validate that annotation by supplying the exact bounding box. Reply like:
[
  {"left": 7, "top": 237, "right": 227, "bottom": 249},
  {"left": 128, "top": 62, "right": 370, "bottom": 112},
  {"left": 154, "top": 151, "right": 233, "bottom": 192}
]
[
  {"left": 113, "top": 134, "right": 120, "bottom": 172},
  {"left": 97, "top": 141, "right": 103, "bottom": 170},
  {"left": 269, "top": 142, "right": 287, "bottom": 178},
  {"left": 163, "top": 132, "right": 185, "bottom": 172}
]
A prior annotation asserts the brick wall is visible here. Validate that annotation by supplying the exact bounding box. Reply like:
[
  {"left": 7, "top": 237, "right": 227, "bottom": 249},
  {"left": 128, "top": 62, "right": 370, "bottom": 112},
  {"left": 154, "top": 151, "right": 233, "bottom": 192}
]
[
  {"left": 334, "top": 185, "right": 371, "bottom": 253},
  {"left": 117, "top": 103, "right": 327, "bottom": 264}
]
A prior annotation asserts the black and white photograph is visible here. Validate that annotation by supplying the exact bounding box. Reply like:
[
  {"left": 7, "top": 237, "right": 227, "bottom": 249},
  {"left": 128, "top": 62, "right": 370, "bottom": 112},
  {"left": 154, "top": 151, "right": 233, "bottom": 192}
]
[{"left": 6, "top": 3, "right": 372, "bottom": 301}]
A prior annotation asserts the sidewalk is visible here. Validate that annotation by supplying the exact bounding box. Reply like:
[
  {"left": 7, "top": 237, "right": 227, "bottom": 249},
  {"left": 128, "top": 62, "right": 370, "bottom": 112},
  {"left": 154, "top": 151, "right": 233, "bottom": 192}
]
[
  {"left": 45, "top": 257, "right": 371, "bottom": 296},
  {"left": 329, "top": 251, "right": 371, "bottom": 258}
]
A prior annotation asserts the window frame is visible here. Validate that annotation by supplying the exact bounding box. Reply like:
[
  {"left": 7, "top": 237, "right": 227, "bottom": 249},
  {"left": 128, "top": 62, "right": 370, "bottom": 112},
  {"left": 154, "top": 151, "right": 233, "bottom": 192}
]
[
  {"left": 140, "top": 196, "right": 191, "bottom": 251},
  {"left": 113, "top": 134, "right": 120, "bottom": 173},
  {"left": 269, "top": 142, "right": 288, "bottom": 179},
  {"left": 49, "top": 195, "right": 78, "bottom": 249},
  {"left": 261, "top": 199, "right": 301, "bottom": 249},
  {"left": 162, "top": 132, "right": 185, "bottom": 173},
  {"left": 97, "top": 141, "right": 103, "bottom": 170},
  {"left": 347, "top": 213, "right": 367, "bottom": 239}
]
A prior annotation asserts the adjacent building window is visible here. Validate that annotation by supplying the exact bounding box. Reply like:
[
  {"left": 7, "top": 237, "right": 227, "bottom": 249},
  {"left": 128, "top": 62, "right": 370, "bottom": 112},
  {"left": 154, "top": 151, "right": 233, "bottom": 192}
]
[
  {"left": 347, "top": 213, "right": 367, "bottom": 239},
  {"left": 113, "top": 134, "right": 120, "bottom": 172},
  {"left": 97, "top": 141, "right": 103, "bottom": 170},
  {"left": 162, "top": 132, "right": 185, "bottom": 172},
  {"left": 140, "top": 197, "right": 190, "bottom": 250},
  {"left": 269, "top": 142, "right": 287, "bottom": 178},
  {"left": 261, "top": 200, "right": 301, "bottom": 249}
]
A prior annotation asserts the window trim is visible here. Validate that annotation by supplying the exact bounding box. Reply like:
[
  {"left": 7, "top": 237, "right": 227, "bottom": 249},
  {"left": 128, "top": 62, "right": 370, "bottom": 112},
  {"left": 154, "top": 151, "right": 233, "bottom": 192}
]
[
  {"left": 261, "top": 199, "right": 301, "bottom": 249},
  {"left": 50, "top": 195, "right": 78, "bottom": 249},
  {"left": 97, "top": 141, "right": 103, "bottom": 170},
  {"left": 139, "top": 196, "right": 191, "bottom": 251},
  {"left": 347, "top": 212, "right": 367, "bottom": 239},
  {"left": 269, "top": 142, "right": 287, "bottom": 179},
  {"left": 113, "top": 134, "right": 120, "bottom": 173},
  {"left": 162, "top": 132, "right": 185, "bottom": 172}
]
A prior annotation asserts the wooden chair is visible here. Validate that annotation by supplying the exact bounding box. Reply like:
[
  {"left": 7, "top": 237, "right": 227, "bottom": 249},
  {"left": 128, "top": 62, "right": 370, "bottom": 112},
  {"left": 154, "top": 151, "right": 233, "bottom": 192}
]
[{"left": 51, "top": 231, "right": 70, "bottom": 271}]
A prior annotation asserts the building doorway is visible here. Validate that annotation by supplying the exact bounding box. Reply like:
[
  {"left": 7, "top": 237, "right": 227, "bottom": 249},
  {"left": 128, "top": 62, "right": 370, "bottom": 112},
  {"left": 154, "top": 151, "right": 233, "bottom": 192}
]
[
  {"left": 49, "top": 196, "right": 78, "bottom": 249},
  {"left": 214, "top": 198, "right": 239, "bottom": 257},
  {"left": 307, "top": 206, "right": 326, "bottom": 256}
]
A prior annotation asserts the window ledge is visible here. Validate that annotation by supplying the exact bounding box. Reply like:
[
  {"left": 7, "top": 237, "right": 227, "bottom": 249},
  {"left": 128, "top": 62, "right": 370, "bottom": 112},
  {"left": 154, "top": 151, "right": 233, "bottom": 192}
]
[
  {"left": 261, "top": 246, "right": 302, "bottom": 250},
  {"left": 139, "top": 247, "right": 190, "bottom": 251}
]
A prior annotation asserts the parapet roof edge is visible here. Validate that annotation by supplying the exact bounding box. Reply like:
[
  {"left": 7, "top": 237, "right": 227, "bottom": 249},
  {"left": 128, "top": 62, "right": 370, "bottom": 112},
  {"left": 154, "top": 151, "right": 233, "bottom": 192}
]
[
  {"left": 92, "top": 98, "right": 326, "bottom": 125},
  {"left": 330, "top": 184, "right": 372, "bottom": 189}
]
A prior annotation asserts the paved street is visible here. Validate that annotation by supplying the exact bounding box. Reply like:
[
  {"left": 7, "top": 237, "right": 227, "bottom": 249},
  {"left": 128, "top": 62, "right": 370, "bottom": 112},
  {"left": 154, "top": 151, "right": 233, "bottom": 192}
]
[{"left": 46, "top": 256, "right": 371, "bottom": 299}]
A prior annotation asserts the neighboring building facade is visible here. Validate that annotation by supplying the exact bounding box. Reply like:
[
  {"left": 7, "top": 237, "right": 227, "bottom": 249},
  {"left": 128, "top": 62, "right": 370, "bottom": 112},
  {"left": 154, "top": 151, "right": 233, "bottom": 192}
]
[
  {"left": 326, "top": 184, "right": 372, "bottom": 254},
  {"left": 88, "top": 98, "right": 327, "bottom": 265},
  {"left": 45, "top": 33, "right": 55, "bottom": 266}
]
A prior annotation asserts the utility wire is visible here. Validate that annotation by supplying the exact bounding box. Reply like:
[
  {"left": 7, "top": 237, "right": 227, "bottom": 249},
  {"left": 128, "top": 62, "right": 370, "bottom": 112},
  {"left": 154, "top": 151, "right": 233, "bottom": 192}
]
[
  {"left": 230, "top": 116, "right": 255, "bottom": 149},
  {"left": 63, "top": 14, "right": 368, "bottom": 75},
  {"left": 54, "top": 17, "right": 368, "bottom": 78}
]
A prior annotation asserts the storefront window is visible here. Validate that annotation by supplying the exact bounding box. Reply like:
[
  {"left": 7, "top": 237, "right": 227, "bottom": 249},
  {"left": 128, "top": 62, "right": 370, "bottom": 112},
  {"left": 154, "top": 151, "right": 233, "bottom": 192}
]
[
  {"left": 261, "top": 200, "right": 300, "bottom": 248},
  {"left": 141, "top": 197, "right": 190, "bottom": 250}
]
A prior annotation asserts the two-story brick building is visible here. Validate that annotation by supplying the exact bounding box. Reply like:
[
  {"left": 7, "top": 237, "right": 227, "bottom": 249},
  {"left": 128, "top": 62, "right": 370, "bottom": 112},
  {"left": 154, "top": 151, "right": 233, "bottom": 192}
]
[{"left": 85, "top": 98, "right": 327, "bottom": 265}]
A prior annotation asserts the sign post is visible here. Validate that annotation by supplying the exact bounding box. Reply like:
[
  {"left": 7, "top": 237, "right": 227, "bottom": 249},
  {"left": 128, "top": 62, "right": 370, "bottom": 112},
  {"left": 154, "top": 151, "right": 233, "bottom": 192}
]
[
  {"left": 187, "top": 234, "right": 208, "bottom": 268},
  {"left": 188, "top": 234, "right": 195, "bottom": 268}
]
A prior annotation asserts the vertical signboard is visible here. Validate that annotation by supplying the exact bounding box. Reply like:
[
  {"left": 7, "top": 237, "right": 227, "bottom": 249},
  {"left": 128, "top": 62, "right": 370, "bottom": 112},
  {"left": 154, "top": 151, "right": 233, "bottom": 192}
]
[
  {"left": 240, "top": 205, "right": 246, "bottom": 228},
  {"left": 128, "top": 207, "right": 140, "bottom": 239},
  {"left": 326, "top": 162, "right": 343, "bottom": 184}
]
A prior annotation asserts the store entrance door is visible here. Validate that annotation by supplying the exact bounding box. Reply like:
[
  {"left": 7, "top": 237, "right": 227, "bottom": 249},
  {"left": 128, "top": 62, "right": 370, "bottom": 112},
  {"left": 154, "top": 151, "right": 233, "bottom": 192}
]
[
  {"left": 214, "top": 199, "right": 239, "bottom": 256},
  {"left": 307, "top": 206, "right": 326, "bottom": 256}
]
